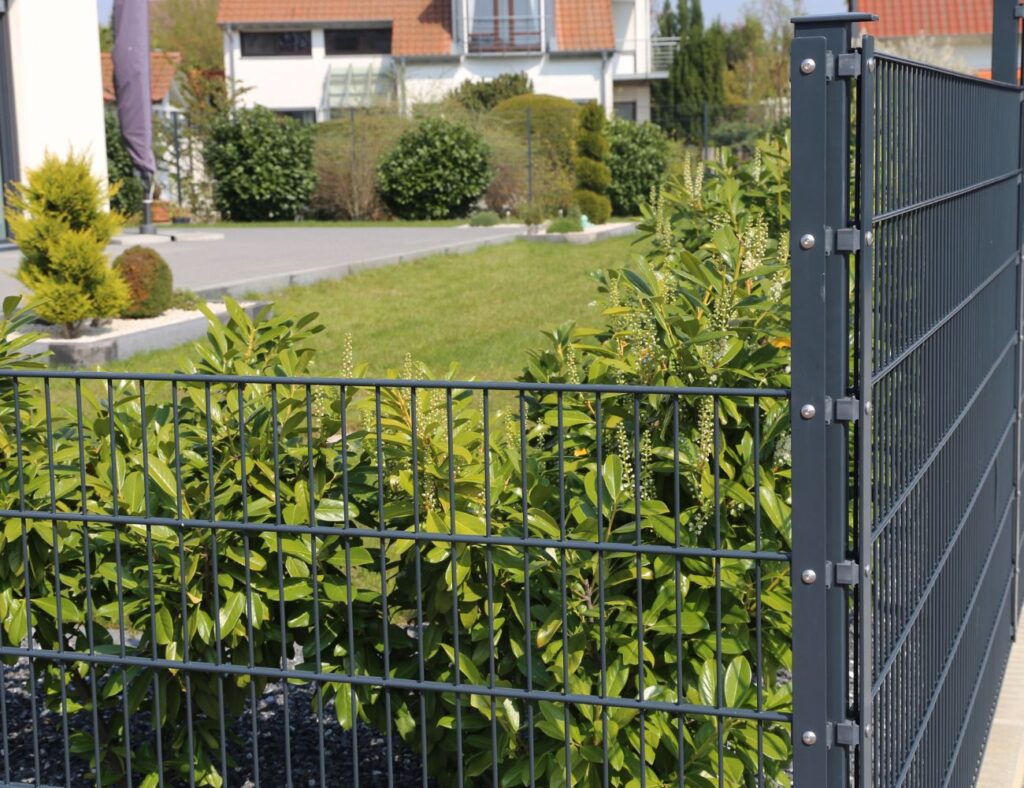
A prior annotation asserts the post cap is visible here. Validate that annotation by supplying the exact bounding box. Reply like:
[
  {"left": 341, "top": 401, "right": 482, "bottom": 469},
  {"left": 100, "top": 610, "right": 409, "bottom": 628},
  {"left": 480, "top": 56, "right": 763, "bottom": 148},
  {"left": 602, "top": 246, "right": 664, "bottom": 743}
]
[{"left": 791, "top": 12, "right": 878, "bottom": 25}]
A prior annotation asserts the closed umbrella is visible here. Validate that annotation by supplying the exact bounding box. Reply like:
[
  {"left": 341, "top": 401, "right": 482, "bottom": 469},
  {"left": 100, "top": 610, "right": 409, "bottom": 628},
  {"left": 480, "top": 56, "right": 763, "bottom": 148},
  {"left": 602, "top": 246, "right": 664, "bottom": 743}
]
[{"left": 112, "top": 0, "right": 156, "bottom": 233}]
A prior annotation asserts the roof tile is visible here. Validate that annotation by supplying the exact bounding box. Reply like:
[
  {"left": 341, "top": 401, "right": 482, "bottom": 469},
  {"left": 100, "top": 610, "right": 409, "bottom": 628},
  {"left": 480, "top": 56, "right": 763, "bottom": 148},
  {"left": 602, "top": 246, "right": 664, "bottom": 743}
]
[
  {"left": 556, "top": 0, "right": 614, "bottom": 51},
  {"left": 860, "top": 0, "right": 994, "bottom": 38},
  {"left": 101, "top": 51, "right": 183, "bottom": 104},
  {"left": 217, "top": 1, "right": 453, "bottom": 56}
]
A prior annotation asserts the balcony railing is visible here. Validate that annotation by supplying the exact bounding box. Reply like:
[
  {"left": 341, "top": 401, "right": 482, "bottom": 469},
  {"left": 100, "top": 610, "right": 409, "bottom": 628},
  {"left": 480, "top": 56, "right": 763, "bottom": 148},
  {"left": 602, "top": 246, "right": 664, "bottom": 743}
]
[
  {"left": 651, "top": 36, "right": 680, "bottom": 71},
  {"left": 467, "top": 15, "right": 543, "bottom": 54},
  {"left": 613, "top": 36, "right": 680, "bottom": 77}
]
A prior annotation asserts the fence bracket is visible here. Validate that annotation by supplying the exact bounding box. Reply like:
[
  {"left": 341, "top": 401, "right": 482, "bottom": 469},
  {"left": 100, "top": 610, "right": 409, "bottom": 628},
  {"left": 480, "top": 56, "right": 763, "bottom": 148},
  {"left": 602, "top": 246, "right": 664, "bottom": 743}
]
[
  {"left": 823, "top": 395, "right": 859, "bottom": 423},
  {"left": 824, "top": 52, "right": 862, "bottom": 80},
  {"left": 826, "top": 560, "right": 860, "bottom": 588},
  {"left": 833, "top": 721, "right": 860, "bottom": 748}
]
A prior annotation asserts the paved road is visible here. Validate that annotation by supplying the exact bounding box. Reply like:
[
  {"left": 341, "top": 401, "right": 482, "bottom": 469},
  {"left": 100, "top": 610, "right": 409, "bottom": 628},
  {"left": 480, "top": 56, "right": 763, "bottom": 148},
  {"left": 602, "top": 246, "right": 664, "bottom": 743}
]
[{"left": 0, "top": 225, "right": 524, "bottom": 301}]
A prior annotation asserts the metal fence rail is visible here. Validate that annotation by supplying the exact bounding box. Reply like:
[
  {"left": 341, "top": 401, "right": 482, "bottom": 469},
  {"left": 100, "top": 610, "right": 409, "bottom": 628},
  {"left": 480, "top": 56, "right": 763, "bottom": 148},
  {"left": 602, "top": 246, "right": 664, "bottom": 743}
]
[{"left": 0, "top": 370, "right": 792, "bottom": 787}]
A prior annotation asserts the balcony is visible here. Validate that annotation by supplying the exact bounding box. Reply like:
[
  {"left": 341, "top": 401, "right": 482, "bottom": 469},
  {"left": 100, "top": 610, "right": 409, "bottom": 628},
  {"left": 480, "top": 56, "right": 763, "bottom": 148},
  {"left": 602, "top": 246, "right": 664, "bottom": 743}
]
[
  {"left": 614, "top": 36, "right": 680, "bottom": 79},
  {"left": 651, "top": 36, "right": 680, "bottom": 71},
  {"left": 467, "top": 15, "right": 544, "bottom": 54}
]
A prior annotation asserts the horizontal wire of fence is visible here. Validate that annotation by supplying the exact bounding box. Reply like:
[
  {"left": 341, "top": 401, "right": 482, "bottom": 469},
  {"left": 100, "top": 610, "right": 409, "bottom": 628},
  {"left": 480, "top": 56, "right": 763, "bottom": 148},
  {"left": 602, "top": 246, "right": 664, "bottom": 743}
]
[{"left": 0, "top": 370, "right": 792, "bottom": 787}]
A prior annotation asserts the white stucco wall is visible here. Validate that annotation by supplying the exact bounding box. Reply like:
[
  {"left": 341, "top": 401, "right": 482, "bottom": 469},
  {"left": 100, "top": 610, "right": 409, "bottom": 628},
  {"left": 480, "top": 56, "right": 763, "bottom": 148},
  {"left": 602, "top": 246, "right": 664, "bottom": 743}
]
[
  {"left": 5, "top": 0, "right": 108, "bottom": 183},
  {"left": 404, "top": 55, "right": 608, "bottom": 107}
]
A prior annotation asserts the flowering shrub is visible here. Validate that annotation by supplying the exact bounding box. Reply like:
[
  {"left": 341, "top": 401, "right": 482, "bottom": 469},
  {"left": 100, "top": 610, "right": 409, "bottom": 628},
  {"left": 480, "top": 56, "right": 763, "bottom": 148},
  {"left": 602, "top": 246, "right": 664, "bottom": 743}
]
[{"left": 0, "top": 137, "right": 793, "bottom": 786}]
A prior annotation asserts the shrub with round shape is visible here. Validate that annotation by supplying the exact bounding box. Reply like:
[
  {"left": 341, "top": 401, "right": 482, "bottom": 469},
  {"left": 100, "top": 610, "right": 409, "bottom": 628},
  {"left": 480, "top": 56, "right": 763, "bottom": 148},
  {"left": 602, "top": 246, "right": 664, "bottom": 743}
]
[
  {"left": 377, "top": 117, "right": 492, "bottom": 220},
  {"left": 469, "top": 210, "right": 500, "bottom": 226},
  {"left": 490, "top": 94, "right": 579, "bottom": 170},
  {"left": 573, "top": 189, "right": 612, "bottom": 225},
  {"left": 205, "top": 107, "right": 315, "bottom": 221},
  {"left": 606, "top": 118, "right": 669, "bottom": 215},
  {"left": 113, "top": 245, "right": 174, "bottom": 318}
]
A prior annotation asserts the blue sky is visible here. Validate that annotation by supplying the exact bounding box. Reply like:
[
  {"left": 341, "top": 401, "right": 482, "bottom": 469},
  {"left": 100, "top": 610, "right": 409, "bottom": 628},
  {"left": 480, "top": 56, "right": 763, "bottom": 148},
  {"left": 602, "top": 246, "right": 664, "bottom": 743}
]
[{"left": 97, "top": 0, "right": 848, "bottom": 29}]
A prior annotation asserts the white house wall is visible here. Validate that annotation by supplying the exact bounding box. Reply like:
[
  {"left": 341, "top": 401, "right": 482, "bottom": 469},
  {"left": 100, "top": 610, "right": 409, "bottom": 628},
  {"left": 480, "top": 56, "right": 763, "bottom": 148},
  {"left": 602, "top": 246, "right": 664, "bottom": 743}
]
[
  {"left": 403, "top": 55, "right": 608, "bottom": 107},
  {"left": 5, "top": 0, "right": 108, "bottom": 183}
]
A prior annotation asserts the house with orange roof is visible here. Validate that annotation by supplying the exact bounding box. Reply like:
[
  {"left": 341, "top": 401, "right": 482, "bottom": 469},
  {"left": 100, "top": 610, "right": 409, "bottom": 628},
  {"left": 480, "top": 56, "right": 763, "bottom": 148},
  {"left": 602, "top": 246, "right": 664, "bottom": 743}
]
[
  {"left": 858, "top": 0, "right": 996, "bottom": 75},
  {"left": 101, "top": 50, "right": 186, "bottom": 120},
  {"left": 216, "top": 0, "right": 675, "bottom": 123}
]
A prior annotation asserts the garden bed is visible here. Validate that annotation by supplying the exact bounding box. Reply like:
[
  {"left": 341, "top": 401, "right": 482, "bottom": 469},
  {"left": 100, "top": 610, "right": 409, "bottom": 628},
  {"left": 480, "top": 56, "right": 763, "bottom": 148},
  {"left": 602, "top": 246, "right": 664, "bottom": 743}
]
[
  {"left": 528, "top": 220, "right": 638, "bottom": 244},
  {"left": 23, "top": 301, "right": 269, "bottom": 368}
]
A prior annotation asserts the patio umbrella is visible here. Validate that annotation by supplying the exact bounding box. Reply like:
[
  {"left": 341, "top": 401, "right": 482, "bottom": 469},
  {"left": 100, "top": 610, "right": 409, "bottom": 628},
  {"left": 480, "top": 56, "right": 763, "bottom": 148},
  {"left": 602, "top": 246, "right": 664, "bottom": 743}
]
[{"left": 112, "top": 0, "right": 156, "bottom": 233}]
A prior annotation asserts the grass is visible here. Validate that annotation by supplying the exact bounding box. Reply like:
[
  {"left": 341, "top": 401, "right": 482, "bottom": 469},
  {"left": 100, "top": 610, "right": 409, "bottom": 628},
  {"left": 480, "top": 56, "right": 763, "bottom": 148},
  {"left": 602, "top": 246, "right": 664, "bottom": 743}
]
[{"left": 103, "top": 234, "right": 645, "bottom": 381}]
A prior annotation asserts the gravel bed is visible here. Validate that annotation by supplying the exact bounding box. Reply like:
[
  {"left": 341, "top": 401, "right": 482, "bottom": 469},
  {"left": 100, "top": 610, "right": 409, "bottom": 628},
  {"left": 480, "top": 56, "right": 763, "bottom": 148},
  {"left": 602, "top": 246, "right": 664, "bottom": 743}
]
[{"left": 2, "top": 661, "right": 431, "bottom": 787}]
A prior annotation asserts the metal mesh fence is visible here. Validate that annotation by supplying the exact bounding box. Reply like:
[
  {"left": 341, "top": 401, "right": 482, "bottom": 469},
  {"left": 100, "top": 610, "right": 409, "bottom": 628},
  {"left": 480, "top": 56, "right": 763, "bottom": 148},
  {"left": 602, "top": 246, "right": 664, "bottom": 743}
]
[{"left": 0, "top": 370, "right": 791, "bottom": 787}]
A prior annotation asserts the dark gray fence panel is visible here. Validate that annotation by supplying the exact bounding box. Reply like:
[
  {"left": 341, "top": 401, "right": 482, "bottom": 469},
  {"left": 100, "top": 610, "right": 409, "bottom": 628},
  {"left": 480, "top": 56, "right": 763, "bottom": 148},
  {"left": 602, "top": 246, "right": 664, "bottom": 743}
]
[{"left": 861, "top": 40, "right": 1023, "bottom": 788}]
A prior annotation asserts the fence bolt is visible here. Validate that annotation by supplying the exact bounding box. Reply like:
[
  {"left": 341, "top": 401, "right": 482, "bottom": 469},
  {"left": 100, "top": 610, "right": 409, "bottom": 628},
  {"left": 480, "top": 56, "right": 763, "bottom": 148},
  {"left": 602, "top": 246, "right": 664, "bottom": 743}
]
[
  {"left": 800, "top": 58, "right": 817, "bottom": 74},
  {"left": 801, "top": 569, "right": 817, "bottom": 584},
  {"left": 864, "top": 230, "right": 874, "bottom": 247},
  {"left": 799, "top": 234, "right": 816, "bottom": 250},
  {"left": 865, "top": 725, "right": 873, "bottom": 738},
  {"left": 864, "top": 564, "right": 872, "bottom": 578},
  {"left": 801, "top": 730, "right": 818, "bottom": 746},
  {"left": 864, "top": 400, "right": 873, "bottom": 414},
  {"left": 867, "top": 57, "right": 876, "bottom": 72},
  {"left": 800, "top": 403, "right": 816, "bottom": 420}
]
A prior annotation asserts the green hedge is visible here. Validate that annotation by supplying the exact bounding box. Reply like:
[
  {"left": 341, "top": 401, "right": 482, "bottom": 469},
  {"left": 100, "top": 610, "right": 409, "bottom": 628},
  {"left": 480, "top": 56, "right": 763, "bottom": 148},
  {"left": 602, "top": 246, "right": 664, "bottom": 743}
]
[
  {"left": 205, "top": 107, "right": 315, "bottom": 221},
  {"left": 606, "top": 119, "right": 670, "bottom": 216}
]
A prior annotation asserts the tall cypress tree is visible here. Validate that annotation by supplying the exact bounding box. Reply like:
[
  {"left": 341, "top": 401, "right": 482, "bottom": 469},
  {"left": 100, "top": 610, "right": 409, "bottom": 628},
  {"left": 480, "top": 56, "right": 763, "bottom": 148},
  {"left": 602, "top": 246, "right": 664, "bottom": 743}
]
[{"left": 654, "top": 1, "right": 722, "bottom": 141}]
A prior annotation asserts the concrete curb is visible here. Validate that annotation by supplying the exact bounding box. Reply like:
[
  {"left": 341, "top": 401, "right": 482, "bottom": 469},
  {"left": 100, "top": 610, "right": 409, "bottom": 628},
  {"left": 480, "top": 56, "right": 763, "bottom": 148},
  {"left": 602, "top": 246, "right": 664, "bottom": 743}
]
[
  {"left": 978, "top": 623, "right": 1024, "bottom": 787},
  {"left": 192, "top": 229, "right": 525, "bottom": 299},
  {"left": 27, "top": 301, "right": 269, "bottom": 368},
  {"left": 526, "top": 222, "right": 639, "bottom": 245}
]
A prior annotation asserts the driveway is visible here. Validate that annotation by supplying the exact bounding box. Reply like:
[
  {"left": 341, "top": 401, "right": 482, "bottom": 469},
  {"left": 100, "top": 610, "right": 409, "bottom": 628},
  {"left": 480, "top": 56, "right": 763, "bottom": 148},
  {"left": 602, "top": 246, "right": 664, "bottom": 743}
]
[{"left": 0, "top": 225, "right": 525, "bottom": 301}]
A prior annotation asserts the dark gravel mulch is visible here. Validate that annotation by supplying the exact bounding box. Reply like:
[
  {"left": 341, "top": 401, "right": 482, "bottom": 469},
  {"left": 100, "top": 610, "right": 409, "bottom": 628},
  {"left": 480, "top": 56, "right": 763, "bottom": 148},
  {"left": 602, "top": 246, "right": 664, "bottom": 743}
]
[{"left": 2, "top": 661, "right": 433, "bottom": 787}]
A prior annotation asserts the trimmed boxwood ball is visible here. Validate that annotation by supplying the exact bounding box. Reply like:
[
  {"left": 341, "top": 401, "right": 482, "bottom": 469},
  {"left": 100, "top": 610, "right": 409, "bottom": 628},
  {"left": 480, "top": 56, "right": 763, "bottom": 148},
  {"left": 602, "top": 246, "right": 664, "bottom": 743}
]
[
  {"left": 377, "top": 117, "right": 492, "bottom": 220},
  {"left": 573, "top": 189, "right": 612, "bottom": 225},
  {"left": 113, "top": 246, "right": 174, "bottom": 318}
]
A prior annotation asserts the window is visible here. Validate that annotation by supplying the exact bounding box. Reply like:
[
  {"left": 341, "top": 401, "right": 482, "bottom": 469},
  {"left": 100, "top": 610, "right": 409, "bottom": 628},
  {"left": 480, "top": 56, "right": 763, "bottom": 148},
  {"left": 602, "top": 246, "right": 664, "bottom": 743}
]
[
  {"left": 240, "top": 31, "right": 312, "bottom": 57},
  {"left": 274, "top": 109, "right": 317, "bottom": 125},
  {"left": 469, "top": 0, "right": 542, "bottom": 53},
  {"left": 614, "top": 102, "right": 637, "bottom": 122},
  {"left": 325, "top": 27, "right": 392, "bottom": 55}
]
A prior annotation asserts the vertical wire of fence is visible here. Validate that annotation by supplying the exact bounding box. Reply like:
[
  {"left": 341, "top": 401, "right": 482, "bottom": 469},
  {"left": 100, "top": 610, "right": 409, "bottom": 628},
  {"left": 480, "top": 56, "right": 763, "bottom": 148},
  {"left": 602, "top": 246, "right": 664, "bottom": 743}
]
[{"left": 0, "top": 370, "right": 791, "bottom": 787}]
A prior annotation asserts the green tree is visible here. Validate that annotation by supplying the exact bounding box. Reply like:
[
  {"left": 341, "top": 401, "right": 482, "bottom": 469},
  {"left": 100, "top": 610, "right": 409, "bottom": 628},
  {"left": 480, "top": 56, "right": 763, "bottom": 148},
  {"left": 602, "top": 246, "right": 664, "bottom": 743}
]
[
  {"left": 4, "top": 152, "right": 129, "bottom": 336},
  {"left": 573, "top": 103, "right": 612, "bottom": 223},
  {"left": 150, "top": 0, "right": 222, "bottom": 71}
]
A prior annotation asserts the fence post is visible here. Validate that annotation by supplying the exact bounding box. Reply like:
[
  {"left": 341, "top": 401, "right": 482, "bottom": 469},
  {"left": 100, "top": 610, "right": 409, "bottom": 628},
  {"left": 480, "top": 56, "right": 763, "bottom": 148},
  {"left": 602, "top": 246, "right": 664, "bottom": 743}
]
[
  {"left": 992, "top": 0, "right": 1021, "bottom": 85},
  {"left": 790, "top": 12, "right": 874, "bottom": 786},
  {"left": 526, "top": 106, "right": 534, "bottom": 206}
]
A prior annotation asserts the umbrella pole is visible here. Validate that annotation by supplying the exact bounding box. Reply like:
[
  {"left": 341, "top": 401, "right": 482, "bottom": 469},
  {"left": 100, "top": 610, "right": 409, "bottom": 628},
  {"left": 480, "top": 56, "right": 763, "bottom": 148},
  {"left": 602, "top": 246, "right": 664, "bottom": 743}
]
[{"left": 139, "top": 172, "right": 155, "bottom": 235}]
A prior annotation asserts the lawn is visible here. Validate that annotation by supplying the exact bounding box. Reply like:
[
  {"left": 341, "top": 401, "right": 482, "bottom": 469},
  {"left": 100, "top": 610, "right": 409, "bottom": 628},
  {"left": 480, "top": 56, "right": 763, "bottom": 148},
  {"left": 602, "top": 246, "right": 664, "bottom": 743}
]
[{"left": 105, "top": 234, "right": 645, "bottom": 381}]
